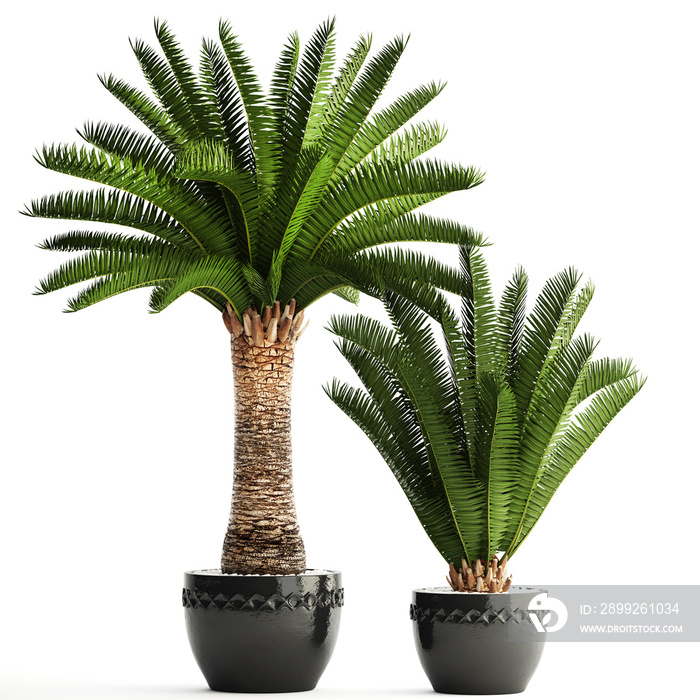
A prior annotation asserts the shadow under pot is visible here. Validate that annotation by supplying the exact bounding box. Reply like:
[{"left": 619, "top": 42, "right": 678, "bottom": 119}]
[
  {"left": 411, "top": 586, "right": 547, "bottom": 695},
  {"left": 183, "top": 569, "right": 343, "bottom": 693}
]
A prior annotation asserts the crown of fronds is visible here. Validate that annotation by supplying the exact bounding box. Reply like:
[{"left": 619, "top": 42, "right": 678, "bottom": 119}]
[
  {"left": 26, "top": 18, "right": 484, "bottom": 317},
  {"left": 326, "top": 241, "right": 645, "bottom": 567}
]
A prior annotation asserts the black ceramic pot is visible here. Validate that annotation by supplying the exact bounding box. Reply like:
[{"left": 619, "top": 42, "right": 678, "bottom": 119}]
[
  {"left": 183, "top": 569, "right": 343, "bottom": 693},
  {"left": 410, "top": 586, "right": 547, "bottom": 695}
]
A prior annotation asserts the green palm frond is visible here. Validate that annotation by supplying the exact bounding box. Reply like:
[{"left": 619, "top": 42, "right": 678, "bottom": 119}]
[
  {"left": 301, "top": 20, "right": 337, "bottom": 147},
  {"left": 329, "top": 245, "right": 644, "bottom": 569},
  {"left": 200, "top": 39, "right": 255, "bottom": 170},
  {"left": 270, "top": 20, "right": 337, "bottom": 178},
  {"left": 326, "top": 310, "right": 472, "bottom": 565},
  {"left": 481, "top": 380, "right": 520, "bottom": 558},
  {"left": 97, "top": 73, "right": 184, "bottom": 150},
  {"left": 273, "top": 257, "right": 347, "bottom": 310},
  {"left": 154, "top": 19, "right": 216, "bottom": 138},
  {"left": 497, "top": 266, "right": 528, "bottom": 385},
  {"left": 24, "top": 189, "right": 193, "bottom": 249},
  {"left": 384, "top": 291, "right": 486, "bottom": 563},
  {"left": 367, "top": 121, "right": 447, "bottom": 170},
  {"left": 172, "top": 138, "right": 258, "bottom": 261},
  {"left": 30, "top": 19, "right": 483, "bottom": 317},
  {"left": 304, "top": 158, "right": 484, "bottom": 262},
  {"left": 38, "top": 230, "right": 158, "bottom": 253},
  {"left": 459, "top": 242, "right": 505, "bottom": 382},
  {"left": 504, "top": 332, "right": 598, "bottom": 551},
  {"left": 269, "top": 31, "right": 300, "bottom": 158},
  {"left": 240, "top": 262, "right": 272, "bottom": 305},
  {"left": 318, "top": 246, "right": 459, "bottom": 319},
  {"left": 574, "top": 357, "right": 639, "bottom": 405},
  {"left": 275, "top": 153, "right": 336, "bottom": 266},
  {"left": 508, "top": 373, "right": 645, "bottom": 558},
  {"left": 217, "top": 20, "right": 275, "bottom": 185},
  {"left": 34, "top": 236, "right": 188, "bottom": 297},
  {"left": 129, "top": 32, "right": 202, "bottom": 140},
  {"left": 36, "top": 143, "right": 230, "bottom": 255},
  {"left": 39, "top": 244, "right": 195, "bottom": 312},
  {"left": 440, "top": 304, "right": 478, "bottom": 477},
  {"left": 149, "top": 255, "right": 249, "bottom": 313},
  {"left": 322, "top": 34, "right": 407, "bottom": 173},
  {"left": 333, "top": 286, "right": 360, "bottom": 303},
  {"left": 77, "top": 121, "right": 174, "bottom": 173},
  {"left": 513, "top": 266, "right": 581, "bottom": 421},
  {"left": 324, "top": 379, "right": 466, "bottom": 565},
  {"left": 321, "top": 212, "right": 488, "bottom": 257},
  {"left": 330, "top": 81, "right": 446, "bottom": 184},
  {"left": 318, "top": 34, "right": 371, "bottom": 139}
]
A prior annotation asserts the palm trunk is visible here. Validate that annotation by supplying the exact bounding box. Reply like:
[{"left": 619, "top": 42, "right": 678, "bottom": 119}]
[{"left": 220, "top": 302, "right": 308, "bottom": 575}]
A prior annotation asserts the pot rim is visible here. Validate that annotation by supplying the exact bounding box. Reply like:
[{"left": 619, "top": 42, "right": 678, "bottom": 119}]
[
  {"left": 186, "top": 568, "right": 341, "bottom": 578},
  {"left": 412, "top": 585, "right": 546, "bottom": 596}
]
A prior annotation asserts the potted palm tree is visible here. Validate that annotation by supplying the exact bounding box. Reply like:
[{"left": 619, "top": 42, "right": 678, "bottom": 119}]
[
  {"left": 327, "top": 240, "right": 645, "bottom": 694},
  {"left": 26, "top": 17, "right": 484, "bottom": 693}
]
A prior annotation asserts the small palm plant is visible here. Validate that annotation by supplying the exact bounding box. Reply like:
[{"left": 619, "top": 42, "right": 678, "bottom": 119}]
[
  {"left": 327, "top": 240, "right": 644, "bottom": 592},
  {"left": 26, "top": 19, "right": 483, "bottom": 575}
]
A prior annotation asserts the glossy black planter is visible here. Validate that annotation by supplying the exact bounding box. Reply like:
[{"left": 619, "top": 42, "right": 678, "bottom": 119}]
[
  {"left": 411, "top": 586, "right": 547, "bottom": 695},
  {"left": 183, "top": 569, "right": 343, "bottom": 693}
]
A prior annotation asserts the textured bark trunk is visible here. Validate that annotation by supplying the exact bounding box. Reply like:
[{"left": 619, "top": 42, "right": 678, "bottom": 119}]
[{"left": 221, "top": 303, "right": 308, "bottom": 575}]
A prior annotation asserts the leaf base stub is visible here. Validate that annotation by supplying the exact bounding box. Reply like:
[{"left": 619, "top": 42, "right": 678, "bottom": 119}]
[
  {"left": 223, "top": 299, "right": 308, "bottom": 347},
  {"left": 447, "top": 555, "right": 513, "bottom": 593}
]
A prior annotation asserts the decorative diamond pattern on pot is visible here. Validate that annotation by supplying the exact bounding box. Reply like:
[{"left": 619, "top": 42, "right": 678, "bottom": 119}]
[
  {"left": 240, "top": 593, "right": 266, "bottom": 612},
  {"left": 317, "top": 592, "right": 335, "bottom": 607},
  {"left": 195, "top": 592, "right": 212, "bottom": 609},
  {"left": 447, "top": 608, "right": 465, "bottom": 623},
  {"left": 286, "top": 593, "right": 303, "bottom": 609},
  {"left": 259, "top": 594, "right": 288, "bottom": 611},
  {"left": 212, "top": 593, "right": 230, "bottom": 610},
  {"left": 183, "top": 587, "right": 345, "bottom": 612},
  {"left": 229, "top": 593, "right": 249, "bottom": 610},
  {"left": 409, "top": 604, "right": 534, "bottom": 625}
]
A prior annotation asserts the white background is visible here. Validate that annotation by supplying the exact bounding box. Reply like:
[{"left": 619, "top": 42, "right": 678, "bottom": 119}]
[{"left": 2, "top": 1, "right": 698, "bottom": 698}]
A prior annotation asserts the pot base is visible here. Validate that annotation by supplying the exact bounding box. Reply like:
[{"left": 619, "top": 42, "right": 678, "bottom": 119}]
[{"left": 184, "top": 569, "right": 343, "bottom": 693}]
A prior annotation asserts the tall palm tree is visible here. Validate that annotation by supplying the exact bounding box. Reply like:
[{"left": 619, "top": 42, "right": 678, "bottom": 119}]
[{"left": 26, "top": 18, "right": 484, "bottom": 575}]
